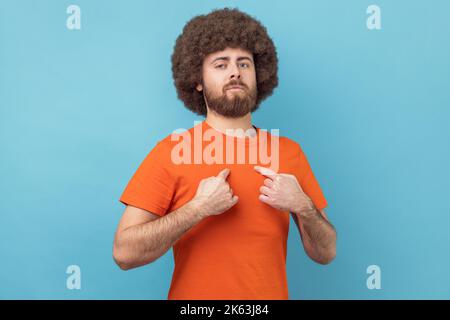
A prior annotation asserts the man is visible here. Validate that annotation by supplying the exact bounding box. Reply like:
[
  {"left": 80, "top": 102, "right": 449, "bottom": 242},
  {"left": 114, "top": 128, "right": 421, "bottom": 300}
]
[{"left": 113, "top": 8, "right": 336, "bottom": 300}]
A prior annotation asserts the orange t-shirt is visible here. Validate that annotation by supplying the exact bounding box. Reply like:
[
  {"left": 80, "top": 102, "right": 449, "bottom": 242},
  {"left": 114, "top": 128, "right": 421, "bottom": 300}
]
[{"left": 119, "top": 120, "right": 328, "bottom": 300}]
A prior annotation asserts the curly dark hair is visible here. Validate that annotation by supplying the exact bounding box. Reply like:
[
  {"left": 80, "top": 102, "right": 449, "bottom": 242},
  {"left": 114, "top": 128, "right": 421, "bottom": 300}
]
[{"left": 171, "top": 8, "right": 279, "bottom": 116}]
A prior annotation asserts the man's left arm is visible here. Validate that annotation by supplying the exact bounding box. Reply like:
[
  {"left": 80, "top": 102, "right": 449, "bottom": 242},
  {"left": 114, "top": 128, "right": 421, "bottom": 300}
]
[
  {"left": 290, "top": 205, "right": 336, "bottom": 265},
  {"left": 254, "top": 165, "right": 337, "bottom": 265}
]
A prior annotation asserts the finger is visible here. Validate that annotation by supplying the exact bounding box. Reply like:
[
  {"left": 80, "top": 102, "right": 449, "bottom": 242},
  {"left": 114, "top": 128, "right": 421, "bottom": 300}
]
[
  {"left": 254, "top": 166, "right": 277, "bottom": 180},
  {"left": 217, "top": 168, "right": 231, "bottom": 180},
  {"left": 231, "top": 195, "right": 239, "bottom": 205},
  {"left": 229, "top": 188, "right": 234, "bottom": 197},
  {"left": 259, "top": 186, "right": 274, "bottom": 196},
  {"left": 264, "top": 178, "right": 274, "bottom": 188},
  {"left": 258, "top": 194, "right": 272, "bottom": 204}
]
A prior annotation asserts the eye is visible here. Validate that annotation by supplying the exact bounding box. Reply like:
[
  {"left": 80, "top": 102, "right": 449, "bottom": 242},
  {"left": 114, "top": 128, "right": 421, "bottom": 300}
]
[
  {"left": 239, "top": 63, "right": 250, "bottom": 68},
  {"left": 215, "top": 64, "right": 226, "bottom": 69}
]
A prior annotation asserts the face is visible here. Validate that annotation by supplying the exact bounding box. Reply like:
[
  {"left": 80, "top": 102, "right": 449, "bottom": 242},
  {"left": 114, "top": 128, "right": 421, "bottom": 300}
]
[{"left": 196, "top": 47, "right": 258, "bottom": 118}]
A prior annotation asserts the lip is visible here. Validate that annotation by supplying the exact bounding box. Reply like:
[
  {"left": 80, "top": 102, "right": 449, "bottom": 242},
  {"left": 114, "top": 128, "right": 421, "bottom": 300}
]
[{"left": 226, "top": 86, "right": 245, "bottom": 91}]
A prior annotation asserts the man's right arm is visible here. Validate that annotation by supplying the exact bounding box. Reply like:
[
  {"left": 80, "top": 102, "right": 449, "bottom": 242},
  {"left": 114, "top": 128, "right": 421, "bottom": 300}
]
[
  {"left": 113, "top": 168, "right": 238, "bottom": 271},
  {"left": 113, "top": 201, "right": 205, "bottom": 270}
]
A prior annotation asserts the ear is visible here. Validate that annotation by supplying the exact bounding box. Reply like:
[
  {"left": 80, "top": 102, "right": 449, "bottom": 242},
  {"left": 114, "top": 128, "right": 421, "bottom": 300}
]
[{"left": 196, "top": 83, "right": 203, "bottom": 92}]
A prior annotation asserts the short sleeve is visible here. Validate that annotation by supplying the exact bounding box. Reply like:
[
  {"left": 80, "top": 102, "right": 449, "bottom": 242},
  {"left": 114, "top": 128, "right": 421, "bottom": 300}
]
[
  {"left": 294, "top": 143, "right": 328, "bottom": 211},
  {"left": 119, "top": 140, "right": 177, "bottom": 216}
]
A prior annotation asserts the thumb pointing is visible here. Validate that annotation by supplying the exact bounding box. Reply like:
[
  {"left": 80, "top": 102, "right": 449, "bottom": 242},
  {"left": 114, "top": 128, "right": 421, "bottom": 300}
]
[{"left": 217, "top": 168, "right": 231, "bottom": 180}]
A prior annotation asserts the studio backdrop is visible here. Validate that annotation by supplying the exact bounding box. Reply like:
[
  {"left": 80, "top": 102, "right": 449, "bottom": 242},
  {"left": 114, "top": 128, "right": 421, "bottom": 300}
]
[{"left": 1, "top": 0, "right": 449, "bottom": 299}]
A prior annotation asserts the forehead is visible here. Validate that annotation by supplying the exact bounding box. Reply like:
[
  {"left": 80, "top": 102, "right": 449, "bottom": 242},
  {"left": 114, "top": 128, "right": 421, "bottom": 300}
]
[{"left": 204, "top": 47, "right": 253, "bottom": 62}]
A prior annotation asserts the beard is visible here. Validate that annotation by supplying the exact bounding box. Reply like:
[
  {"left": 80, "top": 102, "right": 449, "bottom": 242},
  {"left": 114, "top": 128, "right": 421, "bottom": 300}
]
[{"left": 203, "top": 83, "right": 257, "bottom": 118}]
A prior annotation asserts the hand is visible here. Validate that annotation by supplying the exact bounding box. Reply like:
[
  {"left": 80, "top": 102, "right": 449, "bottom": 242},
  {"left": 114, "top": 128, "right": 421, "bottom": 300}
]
[
  {"left": 192, "top": 168, "right": 238, "bottom": 218},
  {"left": 254, "top": 166, "right": 314, "bottom": 214}
]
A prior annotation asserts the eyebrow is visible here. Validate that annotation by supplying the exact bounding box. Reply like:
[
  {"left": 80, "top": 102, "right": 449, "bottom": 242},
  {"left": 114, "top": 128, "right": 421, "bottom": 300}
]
[{"left": 210, "top": 56, "right": 253, "bottom": 64}]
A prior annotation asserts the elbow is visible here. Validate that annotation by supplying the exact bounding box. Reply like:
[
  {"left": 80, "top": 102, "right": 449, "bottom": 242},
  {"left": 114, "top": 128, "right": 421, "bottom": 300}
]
[
  {"left": 113, "top": 252, "right": 132, "bottom": 271},
  {"left": 316, "top": 249, "right": 336, "bottom": 265},
  {"left": 115, "top": 260, "right": 133, "bottom": 271},
  {"left": 307, "top": 244, "right": 336, "bottom": 265},
  {"left": 316, "top": 232, "right": 337, "bottom": 265},
  {"left": 113, "top": 245, "right": 157, "bottom": 271},
  {"left": 113, "top": 246, "right": 136, "bottom": 271}
]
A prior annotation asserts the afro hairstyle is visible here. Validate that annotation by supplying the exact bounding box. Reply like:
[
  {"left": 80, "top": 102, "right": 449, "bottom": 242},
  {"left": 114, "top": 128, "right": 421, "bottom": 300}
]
[{"left": 171, "top": 7, "right": 279, "bottom": 116}]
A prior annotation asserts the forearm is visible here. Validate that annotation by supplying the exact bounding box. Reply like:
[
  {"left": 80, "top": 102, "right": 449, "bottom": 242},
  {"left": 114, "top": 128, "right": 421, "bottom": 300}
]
[
  {"left": 293, "top": 206, "right": 337, "bottom": 264},
  {"left": 114, "top": 200, "right": 204, "bottom": 270}
]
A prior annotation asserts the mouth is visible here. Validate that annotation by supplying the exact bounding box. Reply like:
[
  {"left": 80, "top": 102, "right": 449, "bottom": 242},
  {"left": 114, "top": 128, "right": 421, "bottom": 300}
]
[{"left": 226, "top": 86, "right": 245, "bottom": 91}]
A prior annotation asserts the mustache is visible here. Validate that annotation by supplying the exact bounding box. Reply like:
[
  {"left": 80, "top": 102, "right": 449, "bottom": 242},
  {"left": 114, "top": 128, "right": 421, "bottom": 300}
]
[{"left": 224, "top": 80, "right": 247, "bottom": 90}]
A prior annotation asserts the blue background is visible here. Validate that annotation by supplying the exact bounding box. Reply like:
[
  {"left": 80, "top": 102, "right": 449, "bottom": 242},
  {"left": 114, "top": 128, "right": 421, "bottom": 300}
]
[{"left": 1, "top": 0, "right": 449, "bottom": 299}]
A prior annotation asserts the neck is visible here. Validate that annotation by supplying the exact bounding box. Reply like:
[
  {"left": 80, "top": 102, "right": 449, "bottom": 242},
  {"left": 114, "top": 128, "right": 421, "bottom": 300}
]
[{"left": 205, "top": 110, "right": 253, "bottom": 134}]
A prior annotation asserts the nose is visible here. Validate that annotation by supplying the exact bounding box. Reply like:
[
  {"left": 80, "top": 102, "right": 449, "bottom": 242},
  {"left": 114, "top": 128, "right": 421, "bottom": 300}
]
[{"left": 229, "top": 63, "right": 241, "bottom": 80}]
